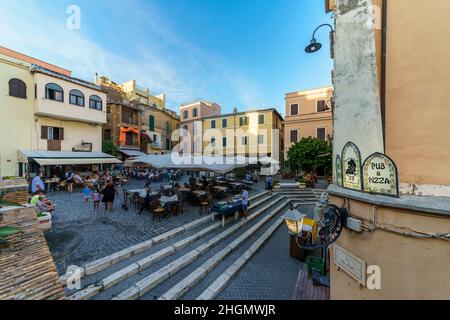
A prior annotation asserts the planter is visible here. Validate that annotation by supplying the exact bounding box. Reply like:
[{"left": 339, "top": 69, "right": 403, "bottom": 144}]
[
  {"left": 298, "top": 183, "right": 307, "bottom": 189},
  {"left": 37, "top": 212, "right": 52, "bottom": 231}
]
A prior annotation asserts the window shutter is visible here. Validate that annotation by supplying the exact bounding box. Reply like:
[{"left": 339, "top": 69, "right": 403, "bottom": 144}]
[
  {"left": 41, "top": 126, "right": 48, "bottom": 139},
  {"left": 60, "top": 128, "right": 64, "bottom": 140}
]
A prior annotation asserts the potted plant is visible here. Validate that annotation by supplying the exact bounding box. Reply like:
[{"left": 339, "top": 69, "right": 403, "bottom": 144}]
[
  {"left": 274, "top": 180, "right": 281, "bottom": 189},
  {"left": 298, "top": 177, "right": 307, "bottom": 189}
]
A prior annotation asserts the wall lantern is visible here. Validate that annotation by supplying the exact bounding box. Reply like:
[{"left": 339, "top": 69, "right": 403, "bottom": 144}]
[
  {"left": 281, "top": 205, "right": 306, "bottom": 236},
  {"left": 305, "top": 23, "right": 334, "bottom": 54}
]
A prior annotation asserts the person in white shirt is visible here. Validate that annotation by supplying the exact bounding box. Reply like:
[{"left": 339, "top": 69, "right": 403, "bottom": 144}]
[{"left": 31, "top": 172, "right": 45, "bottom": 194}]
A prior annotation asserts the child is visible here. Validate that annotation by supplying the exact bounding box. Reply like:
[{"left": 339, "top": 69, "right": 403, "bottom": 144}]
[
  {"left": 82, "top": 184, "right": 91, "bottom": 203},
  {"left": 92, "top": 188, "right": 101, "bottom": 210}
]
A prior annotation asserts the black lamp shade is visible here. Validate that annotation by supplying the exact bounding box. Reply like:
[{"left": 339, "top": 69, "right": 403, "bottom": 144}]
[{"left": 305, "top": 39, "right": 322, "bottom": 53}]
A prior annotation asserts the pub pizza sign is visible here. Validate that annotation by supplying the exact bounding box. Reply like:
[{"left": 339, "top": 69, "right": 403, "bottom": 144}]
[{"left": 338, "top": 143, "right": 400, "bottom": 198}]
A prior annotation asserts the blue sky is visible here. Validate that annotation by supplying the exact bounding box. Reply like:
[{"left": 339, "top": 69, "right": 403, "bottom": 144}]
[{"left": 0, "top": 0, "right": 333, "bottom": 115}]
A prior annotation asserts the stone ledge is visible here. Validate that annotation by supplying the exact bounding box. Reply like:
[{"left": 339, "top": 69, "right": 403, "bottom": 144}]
[{"left": 328, "top": 184, "right": 450, "bottom": 217}]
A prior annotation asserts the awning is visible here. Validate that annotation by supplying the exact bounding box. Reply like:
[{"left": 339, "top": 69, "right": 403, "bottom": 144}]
[
  {"left": 118, "top": 148, "right": 148, "bottom": 157},
  {"left": 18, "top": 150, "right": 123, "bottom": 166},
  {"left": 126, "top": 154, "right": 252, "bottom": 174},
  {"left": 34, "top": 158, "right": 122, "bottom": 166}
]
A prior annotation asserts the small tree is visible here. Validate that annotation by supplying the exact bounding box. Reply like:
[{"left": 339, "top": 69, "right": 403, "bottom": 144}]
[
  {"left": 102, "top": 140, "right": 118, "bottom": 156},
  {"left": 287, "top": 137, "right": 332, "bottom": 174}
]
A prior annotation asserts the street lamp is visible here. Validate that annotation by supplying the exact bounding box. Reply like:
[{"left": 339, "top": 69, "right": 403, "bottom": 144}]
[
  {"left": 281, "top": 205, "right": 306, "bottom": 236},
  {"left": 305, "top": 23, "right": 334, "bottom": 54}
]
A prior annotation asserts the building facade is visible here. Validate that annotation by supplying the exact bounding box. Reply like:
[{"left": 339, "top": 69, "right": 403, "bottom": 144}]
[
  {"left": 326, "top": 0, "right": 450, "bottom": 299},
  {"left": 284, "top": 86, "right": 333, "bottom": 159},
  {"left": 98, "top": 77, "right": 179, "bottom": 155},
  {"left": 0, "top": 47, "right": 107, "bottom": 178},
  {"left": 180, "top": 100, "right": 221, "bottom": 155}
]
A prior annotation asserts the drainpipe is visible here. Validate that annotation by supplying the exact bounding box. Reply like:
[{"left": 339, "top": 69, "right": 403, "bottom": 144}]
[{"left": 381, "top": 0, "right": 388, "bottom": 151}]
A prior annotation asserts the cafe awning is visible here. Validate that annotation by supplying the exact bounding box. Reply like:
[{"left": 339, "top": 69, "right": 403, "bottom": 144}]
[
  {"left": 126, "top": 154, "right": 252, "bottom": 174},
  {"left": 18, "top": 150, "right": 122, "bottom": 166},
  {"left": 118, "top": 148, "right": 148, "bottom": 157}
]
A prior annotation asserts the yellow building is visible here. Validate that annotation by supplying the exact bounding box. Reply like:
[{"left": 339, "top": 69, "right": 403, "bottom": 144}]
[
  {"left": 0, "top": 52, "right": 34, "bottom": 178},
  {"left": 284, "top": 87, "right": 333, "bottom": 159},
  {"left": 323, "top": 0, "right": 450, "bottom": 300},
  {"left": 0, "top": 47, "right": 116, "bottom": 178},
  {"left": 195, "top": 108, "right": 284, "bottom": 165}
]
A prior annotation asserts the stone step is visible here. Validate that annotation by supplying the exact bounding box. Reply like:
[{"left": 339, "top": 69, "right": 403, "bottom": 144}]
[
  {"left": 196, "top": 204, "right": 302, "bottom": 300},
  {"left": 66, "top": 192, "right": 279, "bottom": 299},
  {"left": 110, "top": 196, "right": 286, "bottom": 300},
  {"left": 158, "top": 200, "right": 291, "bottom": 300},
  {"left": 60, "top": 190, "right": 270, "bottom": 287}
]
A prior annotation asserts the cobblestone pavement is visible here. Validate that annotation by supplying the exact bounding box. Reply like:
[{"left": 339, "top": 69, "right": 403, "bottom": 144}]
[
  {"left": 216, "top": 204, "right": 316, "bottom": 300},
  {"left": 44, "top": 176, "right": 266, "bottom": 275}
]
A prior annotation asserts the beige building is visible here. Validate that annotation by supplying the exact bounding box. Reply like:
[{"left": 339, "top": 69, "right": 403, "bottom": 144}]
[
  {"left": 284, "top": 87, "right": 333, "bottom": 159},
  {"left": 180, "top": 100, "right": 221, "bottom": 155},
  {"left": 324, "top": 0, "right": 450, "bottom": 300},
  {"left": 0, "top": 47, "right": 111, "bottom": 178}
]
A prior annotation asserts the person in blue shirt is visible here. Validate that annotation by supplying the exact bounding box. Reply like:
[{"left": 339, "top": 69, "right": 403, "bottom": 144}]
[
  {"left": 83, "top": 184, "right": 91, "bottom": 203},
  {"left": 31, "top": 171, "right": 45, "bottom": 194}
]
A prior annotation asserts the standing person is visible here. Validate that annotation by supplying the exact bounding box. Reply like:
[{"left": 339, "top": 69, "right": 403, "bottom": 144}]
[
  {"left": 31, "top": 171, "right": 45, "bottom": 194},
  {"left": 65, "top": 169, "right": 74, "bottom": 193},
  {"left": 82, "top": 184, "right": 91, "bottom": 203},
  {"left": 92, "top": 188, "right": 101, "bottom": 210},
  {"left": 267, "top": 175, "right": 274, "bottom": 196},
  {"left": 139, "top": 183, "right": 152, "bottom": 215},
  {"left": 241, "top": 188, "right": 249, "bottom": 219},
  {"left": 102, "top": 180, "right": 117, "bottom": 211}
]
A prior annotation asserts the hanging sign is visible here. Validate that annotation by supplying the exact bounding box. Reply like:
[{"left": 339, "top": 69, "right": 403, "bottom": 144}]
[
  {"left": 342, "top": 142, "right": 362, "bottom": 191},
  {"left": 335, "top": 154, "right": 343, "bottom": 186},
  {"left": 363, "top": 153, "right": 399, "bottom": 197}
]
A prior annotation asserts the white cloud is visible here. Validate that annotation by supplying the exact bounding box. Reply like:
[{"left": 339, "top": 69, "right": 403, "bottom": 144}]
[{"left": 0, "top": 0, "right": 265, "bottom": 110}]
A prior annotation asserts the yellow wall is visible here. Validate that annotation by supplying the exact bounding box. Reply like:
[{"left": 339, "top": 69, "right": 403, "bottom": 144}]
[
  {"left": 383, "top": 0, "right": 450, "bottom": 186},
  {"left": 330, "top": 196, "right": 450, "bottom": 300},
  {"left": 32, "top": 116, "right": 103, "bottom": 152},
  {"left": 202, "top": 110, "right": 283, "bottom": 158},
  {"left": 34, "top": 73, "right": 107, "bottom": 125},
  {"left": 0, "top": 54, "right": 34, "bottom": 178}
]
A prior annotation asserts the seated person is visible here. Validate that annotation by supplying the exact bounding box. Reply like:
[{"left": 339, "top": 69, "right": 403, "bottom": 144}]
[
  {"left": 30, "top": 192, "right": 55, "bottom": 214},
  {"left": 189, "top": 175, "right": 197, "bottom": 190},
  {"left": 73, "top": 172, "right": 84, "bottom": 185}
]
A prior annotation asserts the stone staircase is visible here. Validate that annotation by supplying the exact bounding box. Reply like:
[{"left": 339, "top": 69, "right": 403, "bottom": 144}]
[{"left": 63, "top": 189, "right": 322, "bottom": 300}]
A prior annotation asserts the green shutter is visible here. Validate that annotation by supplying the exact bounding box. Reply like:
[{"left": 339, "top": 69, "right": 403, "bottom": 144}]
[{"left": 149, "top": 115, "right": 155, "bottom": 131}]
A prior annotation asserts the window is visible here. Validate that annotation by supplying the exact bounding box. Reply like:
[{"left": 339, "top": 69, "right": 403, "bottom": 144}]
[
  {"left": 258, "top": 135, "right": 264, "bottom": 144},
  {"left": 290, "top": 104, "right": 299, "bottom": 115},
  {"left": 41, "top": 126, "right": 64, "bottom": 141},
  {"left": 8, "top": 78, "right": 27, "bottom": 98},
  {"left": 69, "top": 89, "right": 84, "bottom": 106},
  {"left": 239, "top": 117, "right": 248, "bottom": 126},
  {"left": 183, "top": 110, "right": 188, "bottom": 119},
  {"left": 222, "top": 118, "right": 227, "bottom": 128},
  {"left": 317, "top": 100, "right": 327, "bottom": 113},
  {"left": 45, "top": 83, "right": 63, "bottom": 102},
  {"left": 222, "top": 137, "right": 227, "bottom": 147},
  {"left": 192, "top": 108, "right": 198, "bottom": 117},
  {"left": 89, "top": 95, "right": 103, "bottom": 110},
  {"left": 242, "top": 136, "right": 248, "bottom": 146},
  {"left": 317, "top": 128, "right": 326, "bottom": 141},
  {"left": 149, "top": 115, "right": 155, "bottom": 132},
  {"left": 211, "top": 137, "right": 216, "bottom": 148},
  {"left": 103, "top": 129, "right": 111, "bottom": 140},
  {"left": 211, "top": 120, "right": 216, "bottom": 129},
  {"left": 258, "top": 114, "right": 265, "bottom": 125},
  {"left": 290, "top": 130, "right": 298, "bottom": 143}
]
